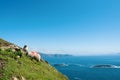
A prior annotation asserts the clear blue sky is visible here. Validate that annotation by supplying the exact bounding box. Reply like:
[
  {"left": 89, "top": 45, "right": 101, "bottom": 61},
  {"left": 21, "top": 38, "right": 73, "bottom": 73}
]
[{"left": 0, "top": 0, "right": 120, "bottom": 55}]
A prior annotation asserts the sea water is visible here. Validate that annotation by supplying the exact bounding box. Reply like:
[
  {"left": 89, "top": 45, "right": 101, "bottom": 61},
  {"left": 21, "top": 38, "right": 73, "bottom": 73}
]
[{"left": 42, "top": 55, "right": 120, "bottom": 80}]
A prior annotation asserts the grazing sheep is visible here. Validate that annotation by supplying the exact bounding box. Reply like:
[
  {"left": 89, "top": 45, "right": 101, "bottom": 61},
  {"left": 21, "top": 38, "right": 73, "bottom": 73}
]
[
  {"left": 28, "top": 51, "right": 41, "bottom": 61},
  {"left": 22, "top": 45, "right": 28, "bottom": 55},
  {"left": 22, "top": 45, "right": 41, "bottom": 61}
]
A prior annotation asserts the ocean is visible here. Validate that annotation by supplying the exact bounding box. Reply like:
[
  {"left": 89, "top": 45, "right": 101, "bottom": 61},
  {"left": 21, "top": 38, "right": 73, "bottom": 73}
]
[{"left": 42, "top": 55, "right": 120, "bottom": 80}]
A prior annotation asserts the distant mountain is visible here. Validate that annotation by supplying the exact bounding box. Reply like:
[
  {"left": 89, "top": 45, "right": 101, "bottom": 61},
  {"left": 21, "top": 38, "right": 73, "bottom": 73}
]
[{"left": 40, "top": 52, "right": 73, "bottom": 57}]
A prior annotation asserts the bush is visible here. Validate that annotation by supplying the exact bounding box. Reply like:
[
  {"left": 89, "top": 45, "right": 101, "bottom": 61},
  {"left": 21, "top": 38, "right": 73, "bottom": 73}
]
[{"left": 14, "top": 51, "right": 22, "bottom": 57}]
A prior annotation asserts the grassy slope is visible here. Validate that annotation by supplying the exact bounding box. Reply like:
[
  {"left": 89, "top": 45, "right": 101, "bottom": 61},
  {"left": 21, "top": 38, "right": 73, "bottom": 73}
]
[
  {"left": 0, "top": 38, "right": 68, "bottom": 80},
  {"left": 0, "top": 49, "right": 68, "bottom": 80},
  {"left": 0, "top": 38, "right": 12, "bottom": 47}
]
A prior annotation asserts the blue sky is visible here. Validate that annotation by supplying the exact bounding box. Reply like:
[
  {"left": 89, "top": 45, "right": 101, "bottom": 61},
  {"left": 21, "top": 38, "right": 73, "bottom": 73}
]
[{"left": 0, "top": 0, "right": 120, "bottom": 55}]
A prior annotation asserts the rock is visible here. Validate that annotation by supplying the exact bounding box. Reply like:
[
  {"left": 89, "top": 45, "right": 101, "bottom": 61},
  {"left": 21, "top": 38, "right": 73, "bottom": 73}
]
[
  {"left": 11, "top": 76, "right": 26, "bottom": 80},
  {"left": 16, "top": 56, "right": 20, "bottom": 59},
  {"left": 21, "top": 76, "right": 26, "bottom": 80},
  {"left": 11, "top": 76, "right": 18, "bottom": 80}
]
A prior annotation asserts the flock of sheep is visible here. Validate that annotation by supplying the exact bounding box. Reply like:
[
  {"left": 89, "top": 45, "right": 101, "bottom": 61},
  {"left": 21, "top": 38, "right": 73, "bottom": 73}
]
[{"left": 1, "top": 44, "right": 42, "bottom": 62}]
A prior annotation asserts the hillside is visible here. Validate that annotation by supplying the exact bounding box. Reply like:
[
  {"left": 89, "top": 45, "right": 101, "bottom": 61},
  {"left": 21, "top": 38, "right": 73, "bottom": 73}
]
[
  {"left": 0, "top": 38, "right": 68, "bottom": 80},
  {"left": 0, "top": 38, "right": 12, "bottom": 47}
]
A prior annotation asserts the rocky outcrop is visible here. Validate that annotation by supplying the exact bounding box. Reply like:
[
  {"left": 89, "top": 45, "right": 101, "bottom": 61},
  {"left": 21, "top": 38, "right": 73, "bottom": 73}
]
[
  {"left": 0, "top": 38, "right": 27, "bottom": 53},
  {"left": 0, "top": 38, "right": 12, "bottom": 47},
  {"left": 11, "top": 76, "right": 26, "bottom": 80}
]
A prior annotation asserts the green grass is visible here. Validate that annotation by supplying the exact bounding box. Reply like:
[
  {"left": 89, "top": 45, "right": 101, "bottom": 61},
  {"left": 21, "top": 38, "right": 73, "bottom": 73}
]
[{"left": 0, "top": 49, "right": 68, "bottom": 80}]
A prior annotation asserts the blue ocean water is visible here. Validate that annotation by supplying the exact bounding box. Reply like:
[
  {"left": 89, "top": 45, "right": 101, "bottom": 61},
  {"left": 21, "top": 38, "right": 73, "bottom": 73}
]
[{"left": 42, "top": 55, "right": 120, "bottom": 80}]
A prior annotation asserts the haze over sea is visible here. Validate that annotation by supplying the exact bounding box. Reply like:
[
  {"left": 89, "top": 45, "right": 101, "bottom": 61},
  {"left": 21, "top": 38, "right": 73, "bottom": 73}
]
[{"left": 43, "top": 54, "right": 120, "bottom": 80}]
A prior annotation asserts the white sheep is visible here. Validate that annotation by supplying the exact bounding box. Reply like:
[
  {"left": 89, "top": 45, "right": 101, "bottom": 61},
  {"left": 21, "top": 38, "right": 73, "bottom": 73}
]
[
  {"left": 22, "top": 45, "right": 41, "bottom": 61},
  {"left": 28, "top": 51, "right": 41, "bottom": 61}
]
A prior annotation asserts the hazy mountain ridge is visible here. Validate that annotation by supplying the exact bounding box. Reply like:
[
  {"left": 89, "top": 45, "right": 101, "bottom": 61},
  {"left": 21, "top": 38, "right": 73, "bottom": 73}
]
[{"left": 40, "top": 52, "right": 73, "bottom": 57}]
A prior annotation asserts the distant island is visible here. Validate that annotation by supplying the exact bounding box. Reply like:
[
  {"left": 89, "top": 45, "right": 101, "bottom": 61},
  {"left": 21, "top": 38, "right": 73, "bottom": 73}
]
[{"left": 91, "top": 64, "right": 120, "bottom": 68}]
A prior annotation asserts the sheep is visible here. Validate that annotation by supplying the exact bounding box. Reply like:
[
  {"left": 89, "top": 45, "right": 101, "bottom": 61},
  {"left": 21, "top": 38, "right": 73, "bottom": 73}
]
[
  {"left": 22, "top": 45, "right": 28, "bottom": 55},
  {"left": 28, "top": 51, "right": 41, "bottom": 61},
  {"left": 22, "top": 45, "right": 41, "bottom": 61}
]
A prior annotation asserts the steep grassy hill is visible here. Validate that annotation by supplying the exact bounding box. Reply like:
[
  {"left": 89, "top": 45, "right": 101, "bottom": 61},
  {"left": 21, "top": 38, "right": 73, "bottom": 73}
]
[{"left": 0, "top": 38, "right": 68, "bottom": 80}]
